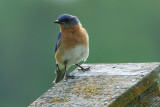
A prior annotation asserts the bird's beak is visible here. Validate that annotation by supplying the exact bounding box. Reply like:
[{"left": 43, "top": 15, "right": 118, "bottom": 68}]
[{"left": 54, "top": 20, "right": 60, "bottom": 24}]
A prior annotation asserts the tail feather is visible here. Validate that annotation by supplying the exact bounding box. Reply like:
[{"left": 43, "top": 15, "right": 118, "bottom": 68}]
[{"left": 54, "top": 65, "right": 66, "bottom": 83}]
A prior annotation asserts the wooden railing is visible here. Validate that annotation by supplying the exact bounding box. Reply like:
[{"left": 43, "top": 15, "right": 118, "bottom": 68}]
[{"left": 29, "top": 63, "right": 160, "bottom": 107}]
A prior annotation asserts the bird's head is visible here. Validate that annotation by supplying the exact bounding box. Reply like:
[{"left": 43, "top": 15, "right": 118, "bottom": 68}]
[{"left": 54, "top": 14, "right": 81, "bottom": 27}]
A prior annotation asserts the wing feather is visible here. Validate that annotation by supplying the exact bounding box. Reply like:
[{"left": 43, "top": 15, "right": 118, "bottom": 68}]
[{"left": 54, "top": 32, "right": 62, "bottom": 53}]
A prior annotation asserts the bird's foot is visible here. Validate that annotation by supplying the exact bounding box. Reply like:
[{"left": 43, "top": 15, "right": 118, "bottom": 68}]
[
  {"left": 65, "top": 73, "right": 75, "bottom": 79},
  {"left": 75, "top": 63, "right": 90, "bottom": 72},
  {"left": 78, "top": 66, "right": 90, "bottom": 72}
]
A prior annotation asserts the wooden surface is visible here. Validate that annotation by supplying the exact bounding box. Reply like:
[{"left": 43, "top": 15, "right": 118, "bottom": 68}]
[{"left": 28, "top": 63, "right": 160, "bottom": 107}]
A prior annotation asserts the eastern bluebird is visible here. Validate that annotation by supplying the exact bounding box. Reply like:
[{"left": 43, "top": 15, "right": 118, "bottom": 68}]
[{"left": 54, "top": 14, "right": 89, "bottom": 83}]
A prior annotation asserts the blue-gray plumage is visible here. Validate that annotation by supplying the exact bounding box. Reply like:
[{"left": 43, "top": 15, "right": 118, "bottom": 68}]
[
  {"left": 54, "top": 32, "right": 61, "bottom": 52},
  {"left": 53, "top": 14, "right": 89, "bottom": 83},
  {"left": 54, "top": 14, "right": 80, "bottom": 27}
]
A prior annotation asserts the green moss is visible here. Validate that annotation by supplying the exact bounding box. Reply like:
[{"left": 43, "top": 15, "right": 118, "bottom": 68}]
[{"left": 109, "top": 71, "right": 159, "bottom": 107}]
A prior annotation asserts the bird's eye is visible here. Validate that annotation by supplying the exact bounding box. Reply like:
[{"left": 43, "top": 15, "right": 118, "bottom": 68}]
[
  {"left": 59, "top": 18, "right": 70, "bottom": 24},
  {"left": 58, "top": 20, "right": 65, "bottom": 24},
  {"left": 60, "top": 20, "right": 64, "bottom": 22},
  {"left": 65, "top": 19, "right": 69, "bottom": 22}
]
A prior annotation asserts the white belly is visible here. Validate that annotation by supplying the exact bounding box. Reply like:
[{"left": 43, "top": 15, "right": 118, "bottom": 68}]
[{"left": 62, "top": 45, "right": 89, "bottom": 65}]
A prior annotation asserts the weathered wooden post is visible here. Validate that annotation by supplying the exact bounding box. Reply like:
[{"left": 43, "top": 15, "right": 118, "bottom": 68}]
[{"left": 29, "top": 63, "right": 160, "bottom": 107}]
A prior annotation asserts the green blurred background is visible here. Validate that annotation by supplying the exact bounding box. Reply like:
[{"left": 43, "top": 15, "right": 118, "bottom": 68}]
[{"left": 1, "top": 0, "right": 160, "bottom": 107}]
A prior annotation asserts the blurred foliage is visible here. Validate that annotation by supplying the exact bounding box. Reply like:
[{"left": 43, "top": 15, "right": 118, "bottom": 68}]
[{"left": 0, "top": 0, "right": 160, "bottom": 107}]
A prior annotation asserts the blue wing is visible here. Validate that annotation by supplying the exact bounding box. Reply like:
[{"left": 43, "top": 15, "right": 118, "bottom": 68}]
[{"left": 54, "top": 32, "right": 62, "bottom": 53}]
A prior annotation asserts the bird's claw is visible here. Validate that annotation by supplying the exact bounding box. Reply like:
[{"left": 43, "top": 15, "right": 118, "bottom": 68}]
[
  {"left": 65, "top": 73, "right": 75, "bottom": 79},
  {"left": 78, "top": 67, "right": 90, "bottom": 72}
]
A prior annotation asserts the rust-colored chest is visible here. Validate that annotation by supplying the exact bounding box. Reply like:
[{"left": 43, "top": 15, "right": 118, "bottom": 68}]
[
  {"left": 55, "top": 25, "right": 89, "bottom": 64},
  {"left": 60, "top": 25, "right": 88, "bottom": 50}
]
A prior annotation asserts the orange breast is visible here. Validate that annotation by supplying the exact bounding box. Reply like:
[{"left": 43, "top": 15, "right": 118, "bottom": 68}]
[
  {"left": 61, "top": 25, "right": 88, "bottom": 49},
  {"left": 55, "top": 25, "right": 89, "bottom": 64}
]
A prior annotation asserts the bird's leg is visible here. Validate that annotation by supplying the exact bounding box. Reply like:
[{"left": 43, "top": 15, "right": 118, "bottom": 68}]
[
  {"left": 64, "top": 61, "right": 75, "bottom": 79},
  {"left": 75, "top": 63, "right": 90, "bottom": 71}
]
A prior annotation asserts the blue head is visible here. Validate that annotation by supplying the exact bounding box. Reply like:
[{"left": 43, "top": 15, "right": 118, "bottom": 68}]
[{"left": 54, "top": 14, "right": 80, "bottom": 27}]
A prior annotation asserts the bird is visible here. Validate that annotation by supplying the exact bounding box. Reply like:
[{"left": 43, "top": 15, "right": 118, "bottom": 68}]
[{"left": 53, "top": 14, "right": 89, "bottom": 83}]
